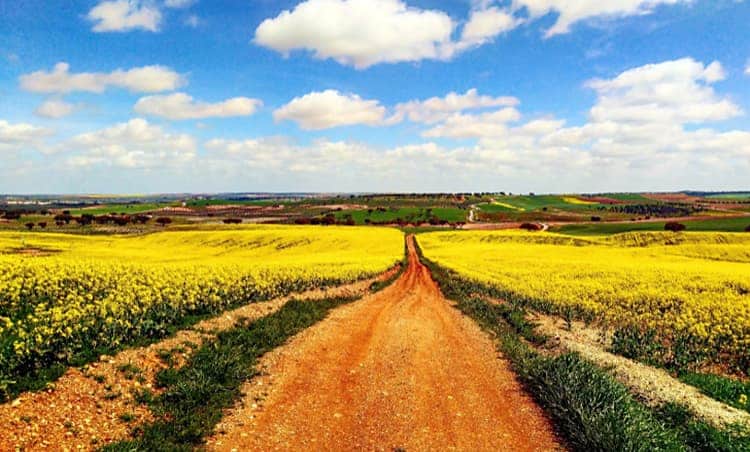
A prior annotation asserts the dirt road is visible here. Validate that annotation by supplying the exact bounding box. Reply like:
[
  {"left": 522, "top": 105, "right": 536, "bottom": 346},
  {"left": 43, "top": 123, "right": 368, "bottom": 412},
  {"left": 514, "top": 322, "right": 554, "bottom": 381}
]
[{"left": 209, "top": 237, "right": 561, "bottom": 451}]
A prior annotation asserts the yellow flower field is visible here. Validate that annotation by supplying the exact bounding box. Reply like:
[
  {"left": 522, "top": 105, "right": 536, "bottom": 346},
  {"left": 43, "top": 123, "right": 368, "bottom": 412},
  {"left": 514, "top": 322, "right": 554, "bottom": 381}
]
[
  {"left": 418, "top": 230, "right": 750, "bottom": 370},
  {"left": 0, "top": 226, "right": 403, "bottom": 386}
]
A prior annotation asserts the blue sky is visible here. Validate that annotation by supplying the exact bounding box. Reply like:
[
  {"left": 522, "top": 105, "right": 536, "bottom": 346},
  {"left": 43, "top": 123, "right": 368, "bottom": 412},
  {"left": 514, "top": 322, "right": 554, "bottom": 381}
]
[{"left": 0, "top": 0, "right": 749, "bottom": 194}]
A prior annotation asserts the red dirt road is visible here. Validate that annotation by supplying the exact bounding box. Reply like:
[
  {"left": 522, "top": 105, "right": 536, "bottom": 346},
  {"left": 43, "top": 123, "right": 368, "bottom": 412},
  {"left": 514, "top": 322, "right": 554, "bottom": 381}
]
[{"left": 209, "top": 237, "right": 562, "bottom": 451}]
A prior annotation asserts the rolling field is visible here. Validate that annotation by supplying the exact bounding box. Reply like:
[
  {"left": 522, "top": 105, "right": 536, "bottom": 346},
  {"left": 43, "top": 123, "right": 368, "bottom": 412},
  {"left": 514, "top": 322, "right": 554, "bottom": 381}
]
[
  {"left": 418, "top": 230, "right": 750, "bottom": 373},
  {"left": 0, "top": 226, "right": 403, "bottom": 398},
  {"left": 556, "top": 216, "right": 750, "bottom": 235},
  {"left": 335, "top": 206, "right": 466, "bottom": 224}
]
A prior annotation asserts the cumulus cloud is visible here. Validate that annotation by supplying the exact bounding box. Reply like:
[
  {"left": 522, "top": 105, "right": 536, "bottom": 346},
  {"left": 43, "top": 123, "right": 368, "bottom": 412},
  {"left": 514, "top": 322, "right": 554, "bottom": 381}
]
[
  {"left": 87, "top": 0, "right": 162, "bottom": 32},
  {"left": 512, "top": 0, "right": 688, "bottom": 37},
  {"left": 458, "top": 7, "right": 520, "bottom": 48},
  {"left": 134, "top": 93, "right": 262, "bottom": 120},
  {"left": 19, "top": 62, "right": 185, "bottom": 94},
  {"left": 0, "top": 120, "right": 52, "bottom": 145},
  {"left": 255, "top": 0, "right": 455, "bottom": 69},
  {"left": 69, "top": 118, "right": 196, "bottom": 168},
  {"left": 746, "top": 60, "right": 750, "bottom": 75},
  {"left": 254, "top": 0, "right": 696, "bottom": 68},
  {"left": 586, "top": 58, "right": 741, "bottom": 124},
  {"left": 274, "top": 90, "right": 390, "bottom": 130},
  {"left": 422, "top": 108, "right": 522, "bottom": 138},
  {"left": 395, "top": 89, "right": 519, "bottom": 124},
  {"left": 34, "top": 99, "right": 77, "bottom": 119},
  {"left": 0, "top": 120, "right": 53, "bottom": 155}
]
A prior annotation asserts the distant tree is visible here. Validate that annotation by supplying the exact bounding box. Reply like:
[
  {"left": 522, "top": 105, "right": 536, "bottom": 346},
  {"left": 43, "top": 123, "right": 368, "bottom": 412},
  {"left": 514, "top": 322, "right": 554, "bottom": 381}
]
[
  {"left": 222, "top": 218, "right": 242, "bottom": 224},
  {"left": 344, "top": 217, "right": 356, "bottom": 226},
  {"left": 520, "top": 222, "right": 543, "bottom": 231},
  {"left": 745, "top": 224, "right": 750, "bottom": 232},
  {"left": 55, "top": 221, "right": 65, "bottom": 227},
  {"left": 54, "top": 213, "right": 72, "bottom": 224},
  {"left": 155, "top": 217, "right": 173, "bottom": 227},
  {"left": 294, "top": 217, "right": 312, "bottom": 225},
  {"left": 38, "top": 222, "right": 47, "bottom": 229},
  {"left": 25, "top": 222, "right": 34, "bottom": 230},
  {"left": 591, "top": 216, "right": 602, "bottom": 222},
  {"left": 133, "top": 214, "right": 150, "bottom": 224},
  {"left": 3, "top": 212, "right": 21, "bottom": 220},
  {"left": 665, "top": 222, "right": 686, "bottom": 232}
]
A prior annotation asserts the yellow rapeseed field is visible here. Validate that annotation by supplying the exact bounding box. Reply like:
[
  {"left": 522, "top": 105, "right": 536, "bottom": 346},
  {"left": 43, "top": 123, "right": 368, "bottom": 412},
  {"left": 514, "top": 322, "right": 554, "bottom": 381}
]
[
  {"left": 418, "top": 230, "right": 750, "bottom": 369},
  {"left": 0, "top": 225, "right": 403, "bottom": 385}
]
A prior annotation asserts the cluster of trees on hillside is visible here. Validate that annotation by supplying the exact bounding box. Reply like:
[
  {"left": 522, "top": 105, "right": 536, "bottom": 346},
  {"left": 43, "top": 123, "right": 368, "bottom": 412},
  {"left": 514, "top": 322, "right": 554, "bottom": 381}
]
[{"left": 603, "top": 203, "right": 702, "bottom": 218}]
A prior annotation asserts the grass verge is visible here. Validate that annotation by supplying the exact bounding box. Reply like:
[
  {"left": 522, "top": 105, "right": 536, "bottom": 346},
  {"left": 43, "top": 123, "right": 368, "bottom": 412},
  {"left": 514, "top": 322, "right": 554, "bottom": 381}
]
[
  {"left": 102, "top": 292, "right": 374, "bottom": 451},
  {"left": 416, "top": 240, "right": 750, "bottom": 451}
]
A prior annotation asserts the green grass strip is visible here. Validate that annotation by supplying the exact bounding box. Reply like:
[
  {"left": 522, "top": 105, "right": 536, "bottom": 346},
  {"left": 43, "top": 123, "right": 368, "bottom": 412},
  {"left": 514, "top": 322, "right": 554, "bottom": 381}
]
[
  {"left": 678, "top": 372, "right": 750, "bottom": 414},
  {"left": 102, "top": 295, "right": 359, "bottom": 451}
]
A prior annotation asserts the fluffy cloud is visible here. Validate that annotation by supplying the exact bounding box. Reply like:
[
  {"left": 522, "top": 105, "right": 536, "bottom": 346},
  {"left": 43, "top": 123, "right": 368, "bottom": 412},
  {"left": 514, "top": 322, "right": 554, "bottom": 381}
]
[
  {"left": 395, "top": 89, "right": 518, "bottom": 124},
  {"left": 34, "top": 99, "right": 77, "bottom": 119},
  {"left": 0, "top": 120, "right": 53, "bottom": 155},
  {"left": 87, "top": 0, "right": 161, "bottom": 32},
  {"left": 254, "top": 0, "right": 696, "bottom": 68},
  {"left": 255, "top": 0, "right": 455, "bottom": 68},
  {"left": 20, "top": 62, "right": 185, "bottom": 95},
  {"left": 134, "top": 93, "right": 262, "bottom": 120},
  {"left": 458, "top": 7, "right": 520, "bottom": 47},
  {"left": 586, "top": 58, "right": 741, "bottom": 124},
  {"left": 0, "top": 120, "right": 52, "bottom": 145},
  {"left": 274, "top": 90, "right": 390, "bottom": 130},
  {"left": 69, "top": 118, "right": 196, "bottom": 168},
  {"left": 512, "top": 0, "right": 688, "bottom": 37},
  {"left": 422, "top": 108, "right": 521, "bottom": 138},
  {"left": 746, "top": 61, "right": 750, "bottom": 75}
]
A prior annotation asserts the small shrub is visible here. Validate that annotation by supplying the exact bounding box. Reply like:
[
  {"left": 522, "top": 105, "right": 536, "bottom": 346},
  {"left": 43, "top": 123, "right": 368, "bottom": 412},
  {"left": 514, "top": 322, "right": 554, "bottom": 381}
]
[
  {"left": 155, "top": 217, "right": 173, "bottom": 227},
  {"left": 665, "top": 222, "right": 686, "bottom": 232},
  {"left": 520, "top": 222, "right": 543, "bottom": 231},
  {"left": 590, "top": 216, "right": 602, "bottom": 222},
  {"left": 24, "top": 222, "right": 34, "bottom": 230}
]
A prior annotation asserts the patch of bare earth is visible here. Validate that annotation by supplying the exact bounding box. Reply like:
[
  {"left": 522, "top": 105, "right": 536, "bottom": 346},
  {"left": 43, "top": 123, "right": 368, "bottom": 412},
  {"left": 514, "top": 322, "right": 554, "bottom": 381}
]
[
  {"left": 531, "top": 313, "right": 750, "bottom": 429},
  {"left": 208, "top": 237, "right": 562, "bottom": 452},
  {"left": 0, "top": 269, "right": 397, "bottom": 451}
]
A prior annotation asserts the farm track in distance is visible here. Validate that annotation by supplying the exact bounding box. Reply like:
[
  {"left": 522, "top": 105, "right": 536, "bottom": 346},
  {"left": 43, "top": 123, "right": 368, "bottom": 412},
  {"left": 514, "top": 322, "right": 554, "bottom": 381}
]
[{"left": 208, "top": 236, "right": 561, "bottom": 451}]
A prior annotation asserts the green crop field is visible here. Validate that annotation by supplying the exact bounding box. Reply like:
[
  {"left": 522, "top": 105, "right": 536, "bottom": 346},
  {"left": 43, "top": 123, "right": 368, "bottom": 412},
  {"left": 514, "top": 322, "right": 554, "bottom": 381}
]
[
  {"left": 66, "top": 203, "right": 170, "bottom": 216},
  {"left": 335, "top": 207, "right": 466, "bottom": 224},
  {"left": 555, "top": 216, "right": 750, "bottom": 235}
]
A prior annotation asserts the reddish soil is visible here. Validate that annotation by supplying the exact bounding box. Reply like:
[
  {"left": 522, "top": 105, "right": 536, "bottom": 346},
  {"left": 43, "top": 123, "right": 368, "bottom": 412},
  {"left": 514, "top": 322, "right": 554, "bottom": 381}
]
[{"left": 208, "top": 237, "right": 562, "bottom": 451}]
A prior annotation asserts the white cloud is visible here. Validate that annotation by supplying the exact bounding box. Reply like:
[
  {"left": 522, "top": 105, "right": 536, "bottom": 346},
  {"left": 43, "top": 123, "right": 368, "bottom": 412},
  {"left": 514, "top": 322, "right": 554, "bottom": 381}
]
[
  {"left": 34, "top": 99, "right": 78, "bottom": 119},
  {"left": 395, "top": 89, "right": 519, "bottom": 124},
  {"left": 512, "top": 0, "right": 688, "bottom": 37},
  {"left": 19, "top": 62, "right": 185, "bottom": 94},
  {"left": 165, "top": 0, "right": 196, "bottom": 8},
  {"left": 746, "top": 60, "right": 750, "bottom": 75},
  {"left": 274, "top": 90, "right": 390, "bottom": 130},
  {"left": 87, "top": 0, "right": 162, "bottom": 32},
  {"left": 422, "top": 107, "right": 521, "bottom": 138},
  {"left": 255, "top": 0, "right": 455, "bottom": 69},
  {"left": 134, "top": 93, "right": 262, "bottom": 120},
  {"left": 586, "top": 58, "right": 741, "bottom": 124},
  {"left": 0, "top": 120, "right": 53, "bottom": 155},
  {"left": 459, "top": 7, "right": 520, "bottom": 47},
  {"left": 69, "top": 118, "right": 196, "bottom": 168},
  {"left": 0, "top": 120, "right": 52, "bottom": 145}
]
